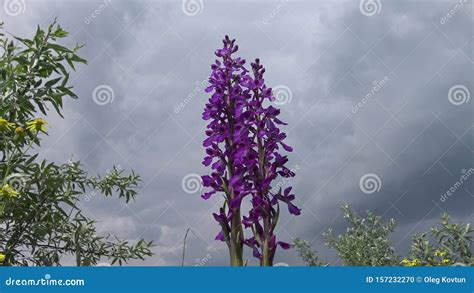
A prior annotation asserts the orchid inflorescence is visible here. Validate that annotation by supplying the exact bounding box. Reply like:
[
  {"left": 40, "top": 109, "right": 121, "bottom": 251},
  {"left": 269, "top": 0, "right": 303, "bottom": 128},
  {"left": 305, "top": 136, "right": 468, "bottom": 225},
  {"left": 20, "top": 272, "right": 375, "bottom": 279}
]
[{"left": 201, "top": 36, "right": 300, "bottom": 266}]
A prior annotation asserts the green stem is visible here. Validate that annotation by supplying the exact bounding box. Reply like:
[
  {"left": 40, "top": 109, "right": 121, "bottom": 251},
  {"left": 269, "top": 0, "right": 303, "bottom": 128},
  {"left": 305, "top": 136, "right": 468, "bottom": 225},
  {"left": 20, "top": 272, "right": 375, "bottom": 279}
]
[
  {"left": 230, "top": 209, "right": 244, "bottom": 266},
  {"left": 181, "top": 228, "right": 191, "bottom": 266},
  {"left": 262, "top": 240, "right": 272, "bottom": 266}
]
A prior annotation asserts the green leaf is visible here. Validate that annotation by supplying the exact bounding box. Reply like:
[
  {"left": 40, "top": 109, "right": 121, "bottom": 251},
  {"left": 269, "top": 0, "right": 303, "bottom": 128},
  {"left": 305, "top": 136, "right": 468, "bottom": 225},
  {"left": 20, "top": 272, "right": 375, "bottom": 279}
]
[
  {"left": 70, "top": 54, "right": 87, "bottom": 65},
  {"left": 44, "top": 77, "right": 62, "bottom": 88}
]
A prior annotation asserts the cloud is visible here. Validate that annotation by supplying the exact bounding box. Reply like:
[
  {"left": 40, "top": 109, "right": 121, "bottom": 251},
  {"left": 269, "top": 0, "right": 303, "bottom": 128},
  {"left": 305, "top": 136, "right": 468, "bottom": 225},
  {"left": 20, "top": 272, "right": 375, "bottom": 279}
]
[
  {"left": 5, "top": 0, "right": 473, "bottom": 265},
  {"left": 97, "top": 216, "right": 137, "bottom": 238}
]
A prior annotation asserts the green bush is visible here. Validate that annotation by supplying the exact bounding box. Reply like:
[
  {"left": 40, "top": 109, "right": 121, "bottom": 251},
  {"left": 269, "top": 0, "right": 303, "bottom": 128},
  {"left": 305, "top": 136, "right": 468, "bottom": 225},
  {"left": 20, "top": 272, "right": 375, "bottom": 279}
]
[
  {"left": 324, "top": 204, "right": 398, "bottom": 266},
  {"left": 0, "top": 20, "right": 153, "bottom": 266},
  {"left": 296, "top": 205, "right": 473, "bottom": 267},
  {"left": 293, "top": 237, "right": 327, "bottom": 266},
  {"left": 405, "top": 213, "right": 473, "bottom": 266}
]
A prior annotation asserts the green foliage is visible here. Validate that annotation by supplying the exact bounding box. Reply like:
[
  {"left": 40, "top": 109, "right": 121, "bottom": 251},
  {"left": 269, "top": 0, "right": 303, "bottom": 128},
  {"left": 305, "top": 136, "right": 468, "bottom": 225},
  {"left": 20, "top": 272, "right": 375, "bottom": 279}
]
[
  {"left": 293, "top": 237, "right": 327, "bottom": 266},
  {"left": 296, "top": 205, "right": 473, "bottom": 267},
  {"left": 407, "top": 213, "right": 473, "bottom": 266},
  {"left": 323, "top": 204, "right": 398, "bottom": 266},
  {"left": 0, "top": 20, "right": 85, "bottom": 122},
  {"left": 0, "top": 20, "right": 153, "bottom": 266}
]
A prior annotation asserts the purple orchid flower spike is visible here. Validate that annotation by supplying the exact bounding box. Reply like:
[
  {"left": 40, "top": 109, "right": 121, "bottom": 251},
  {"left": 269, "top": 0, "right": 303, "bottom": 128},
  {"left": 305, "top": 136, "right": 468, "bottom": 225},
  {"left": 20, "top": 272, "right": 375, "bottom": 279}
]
[{"left": 201, "top": 36, "right": 300, "bottom": 266}]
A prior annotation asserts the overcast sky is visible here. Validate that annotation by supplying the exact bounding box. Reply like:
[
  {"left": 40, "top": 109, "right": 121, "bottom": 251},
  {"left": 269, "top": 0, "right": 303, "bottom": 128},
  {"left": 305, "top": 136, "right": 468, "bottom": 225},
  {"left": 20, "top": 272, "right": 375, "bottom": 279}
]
[{"left": 2, "top": 0, "right": 473, "bottom": 266}]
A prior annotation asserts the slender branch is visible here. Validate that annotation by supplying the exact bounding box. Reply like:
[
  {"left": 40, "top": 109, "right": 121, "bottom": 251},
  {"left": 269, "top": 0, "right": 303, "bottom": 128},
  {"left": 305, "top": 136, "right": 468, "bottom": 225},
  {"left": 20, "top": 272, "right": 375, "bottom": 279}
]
[{"left": 181, "top": 227, "right": 192, "bottom": 266}]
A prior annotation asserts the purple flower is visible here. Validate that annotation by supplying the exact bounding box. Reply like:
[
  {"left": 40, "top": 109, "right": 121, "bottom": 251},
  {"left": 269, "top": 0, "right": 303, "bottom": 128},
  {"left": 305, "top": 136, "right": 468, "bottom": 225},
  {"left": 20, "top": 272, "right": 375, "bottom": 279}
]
[{"left": 201, "top": 36, "right": 300, "bottom": 266}]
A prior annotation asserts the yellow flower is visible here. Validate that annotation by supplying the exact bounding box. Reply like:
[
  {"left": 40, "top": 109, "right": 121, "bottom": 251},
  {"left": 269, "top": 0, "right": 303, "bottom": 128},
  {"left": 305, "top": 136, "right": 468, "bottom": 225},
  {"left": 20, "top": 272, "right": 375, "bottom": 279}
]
[
  {"left": 442, "top": 258, "right": 451, "bottom": 265},
  {"left": 434, "top": 250, "right": 446, "bottom": 257},
  {"left": 0, "top": 253, "right": 5, "bottom": 262},
  {"left": 0, "top": 184, "right": 19, "bottom": 198},
  {"left": 401, "top": 258, "right": 421, "bottom": 267},
  {"left": 26, "top": 118, "right": 48, "bottom": 133},
  {"left": 15, "top": 126, "right": 24, "bottom": 135},
  {"left": 0, "top": 118, "right": 15, "bottom": 132}
]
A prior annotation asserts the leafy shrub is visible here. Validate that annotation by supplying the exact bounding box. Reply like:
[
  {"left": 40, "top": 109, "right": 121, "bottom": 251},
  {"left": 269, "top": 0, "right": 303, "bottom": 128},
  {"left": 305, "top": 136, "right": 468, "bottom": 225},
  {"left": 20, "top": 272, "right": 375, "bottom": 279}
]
[
  {"left": 323, "top": 204, "right": 398, "bottom": 266},
  {"left": 297, "top": 205, "right": 473, "bottom": 267},
  {"left": 405, "top": 213, "right": 473, "bottom": 266},
  {"left": 0, "top": 20, "right": 153, "bottom": 266},
  {"left": 293, "top": 237, "right": 327, "bottom": 266}
]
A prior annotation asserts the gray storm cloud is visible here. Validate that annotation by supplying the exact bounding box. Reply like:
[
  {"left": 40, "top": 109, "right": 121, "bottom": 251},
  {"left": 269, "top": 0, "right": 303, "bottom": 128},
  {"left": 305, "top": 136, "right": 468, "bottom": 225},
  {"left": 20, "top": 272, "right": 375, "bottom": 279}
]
[{"left": 2, "top": 0, "right": 472, "bottom": 265}]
